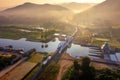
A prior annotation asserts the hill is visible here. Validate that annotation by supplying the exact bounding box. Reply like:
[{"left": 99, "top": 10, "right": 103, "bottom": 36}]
[
  {"left": 61, "top": 2, "right": 96, "bottom": 13},
  {"left": 73, "top": 0, "right": 120, "bottom": 28},
  {"left": 0, "top": 2, "right": 72, "bottom": 25}
]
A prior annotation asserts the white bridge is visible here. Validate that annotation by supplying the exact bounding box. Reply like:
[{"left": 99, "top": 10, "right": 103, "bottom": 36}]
[{"left": 57, "top": 27, "right": 77, "bottom": 54}]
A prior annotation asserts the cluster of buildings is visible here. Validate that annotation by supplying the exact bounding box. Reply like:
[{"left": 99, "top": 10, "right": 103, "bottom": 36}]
[
  {"left": 0, "top": 45, "right": 25, "bottom": 65},
  {"left": 0, "top": 45, "right": 24, "bottom": 54}
]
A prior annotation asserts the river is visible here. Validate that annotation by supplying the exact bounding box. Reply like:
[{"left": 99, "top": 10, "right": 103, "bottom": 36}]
[{"left": 0, "top": 38, "right": 119, "bottom": 61}]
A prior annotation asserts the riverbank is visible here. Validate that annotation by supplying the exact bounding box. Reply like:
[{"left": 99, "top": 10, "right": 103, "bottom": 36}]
[
  {"left": 57, "top": 53, "right": 74, "bottom": 80},
  {"left": 0, "top": 26, "right": 56, "bottom": 43}
]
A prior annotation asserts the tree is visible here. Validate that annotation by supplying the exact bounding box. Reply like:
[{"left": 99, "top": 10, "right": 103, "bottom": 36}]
[
  {"left": 69, "top": 60, "right": 80, "bottom": 80},
  {"left": 62, "top": 57, "right": 96, "bottom": 80},
  {"left": 81, "top": 57, "right": 96, "bottom": 80},
  {"left": 73, "top": 60, "right": 80, "bottom": 70},
  {"left": 96, "top": 68, "right": 120, "bottom": 80},
  {"left": 81, "top": 57, "right": 91, "bottom": 70}
]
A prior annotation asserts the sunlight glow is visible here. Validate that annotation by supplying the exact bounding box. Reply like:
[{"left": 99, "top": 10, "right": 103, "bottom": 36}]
[
  {"left": 63, "top": 0, "right": 105, "bottom": 3},
  {"left": 0, "top": 0, "right": 105, "bottom": 11}
]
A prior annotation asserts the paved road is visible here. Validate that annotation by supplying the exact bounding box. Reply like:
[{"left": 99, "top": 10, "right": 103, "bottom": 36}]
[{"left": 0, "top": 57, "right": 28, "bottom": 79}]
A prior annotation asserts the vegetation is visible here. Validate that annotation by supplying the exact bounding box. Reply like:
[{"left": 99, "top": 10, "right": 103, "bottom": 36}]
[
  {"left": 27, "top": 53, "right": 43, "bottom": 63},
  {"left": 0, "top": 26, "right": 56, "bottom": 42},
  {"left": 62, "top": 57, "right": 96, "bottom": 80},
  {"left": 24, "top": 53, "right": 44, "bottom": 80},
  {"left": 0, "top": 25, "right": 75, "bottom": 42},
  {"left": 73, "top": 26, "right": 120, "bottom": 48},
  {"left": 62, "top": 57, "right": 120, "bottom": 80},
  {"left": 0, "top": 55, "right": 17, "bottom": 70},
  {"left": 81, "top": 57, "right": 96, "bottom": 80},
  {"left": 23, "top": 64, "right": 41, "bottom": 80},
  {"left": 96, "top": 68, "right": 120, "bottom": 80},
  {"left": 37, "top": 61, "right": 59, "bottom": 80}
]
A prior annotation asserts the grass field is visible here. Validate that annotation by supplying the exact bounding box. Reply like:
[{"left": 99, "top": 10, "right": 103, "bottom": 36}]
[
  {"left": 93, "top": 38, "right": 110, "bottom": 42},
  {"left": 110, "top": 42, "right": 120, "bottom": 48},
  {"left": 92, "top": 37, "right": 120, "bottom": 48},
  {"left": 0, "top": 27, "right": 55, "bottom": 42},
  {"left": 23, "top": 53, "right": 44, "bottom": 80},
  {"left": 27, "top": 53, "right": 44, "bottom": 63},
  {"left": 37, "top": 61, "right": 59, "bottom": 80}
]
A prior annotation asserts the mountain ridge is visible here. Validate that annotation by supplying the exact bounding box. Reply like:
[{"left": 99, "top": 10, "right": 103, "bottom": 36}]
[
  {"left": 2, "top": 2, "right": 69, "bottom": 12},
  {"left": 61, "top": 2, "right": 96, "bottom": 13},
  {"left": 73, "top": 0, "right": 120, "bottom": 27},
  {"left": 0, "top": 2, "right": 72, "bottom": 25}
]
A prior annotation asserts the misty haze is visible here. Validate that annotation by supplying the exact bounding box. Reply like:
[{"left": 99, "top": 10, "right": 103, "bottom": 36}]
[{"left": 0, "top": 0, "right": 120, "bottom": 80}]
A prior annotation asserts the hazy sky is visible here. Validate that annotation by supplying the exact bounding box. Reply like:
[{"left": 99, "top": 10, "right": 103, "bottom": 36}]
[{"left": 0, "top": 0, "right": 105, "bottom": 11}]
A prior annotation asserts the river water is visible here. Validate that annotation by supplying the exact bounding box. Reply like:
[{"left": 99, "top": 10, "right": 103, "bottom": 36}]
[
  {"left": 0, "top": 38, "right": 120, "bottom": 61},
  {"left": 0, "top": 38, "right": 90, "bottom": 56}
]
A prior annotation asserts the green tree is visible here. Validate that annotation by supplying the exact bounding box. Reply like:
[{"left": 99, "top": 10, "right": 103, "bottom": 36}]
[
  {"left": 69, "top": 60, "right": 80, "bottom": 80},
  {"left": 81, "top": 57, "right": 91, "bottom": 70},
  {"left": 81, "top": 57, "right": 96, "bottom": 80},
  {"left": 96, "top": 68, "right": 120, "bottom": 80},
  {"left": 73, "top": 60, "right": 80, "bottom": 70}
]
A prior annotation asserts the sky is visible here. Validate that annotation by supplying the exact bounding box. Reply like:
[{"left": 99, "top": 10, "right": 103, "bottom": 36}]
[{"left": 0, "top": 0, "right": 105, "bottom": 11}]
